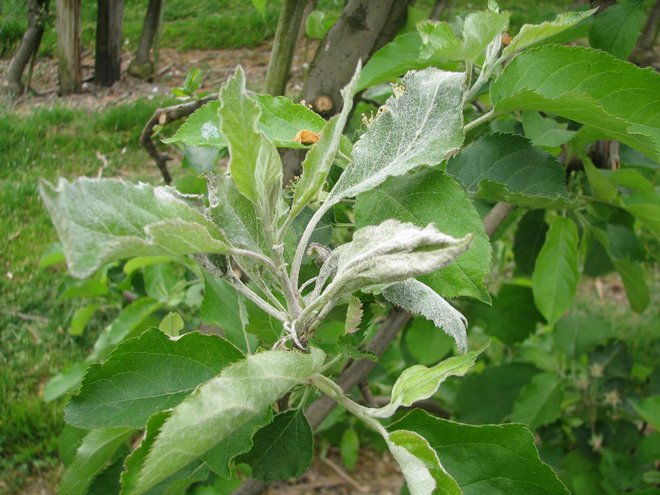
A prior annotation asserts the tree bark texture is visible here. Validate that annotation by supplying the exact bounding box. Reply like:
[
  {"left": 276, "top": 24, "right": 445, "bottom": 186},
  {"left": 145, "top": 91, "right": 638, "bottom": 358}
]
[
  {"left": 301, "top": 0, "right": 412, "bottom": 116},
  {"left": 56, "top": 0, "right": 82, "bottom": 94},
  {"left": 95, "top": 0, "right": 124, "bottom": 86},
  {"left": 7, "top": 0, "right": 49, "bottom": 95},
  {"left": 265, "top": 0, "right": 307, "bottom": 96},
  {"left": 128, "top": 0, "right": 164, "bottom": 80}
]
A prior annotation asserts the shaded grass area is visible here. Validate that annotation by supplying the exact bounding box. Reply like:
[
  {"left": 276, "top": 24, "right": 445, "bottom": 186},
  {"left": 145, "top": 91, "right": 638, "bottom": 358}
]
[
  {"left": 0, "top": 0, "right": 281, "bottom": 58},
  {"left": 0, "top": 99, "right": 169, "bottom": 494}
]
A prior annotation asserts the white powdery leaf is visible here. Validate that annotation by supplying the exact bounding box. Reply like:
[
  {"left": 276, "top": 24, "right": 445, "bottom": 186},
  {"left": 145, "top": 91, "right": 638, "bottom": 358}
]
[
  {"left": 39, "top": 177, "right": 228, "bottom": 278},
  {"left": 320, "top": 220, "right": 472, "bottom": 299},
  {"left": 326, "top": 68, "right": 465, "bottom": 205},
  {"left": 201, "top": 121, "right": 221, "bottom": 140},
  {"left": 383, "top": 279, "right": 468, "bottom": 353}
]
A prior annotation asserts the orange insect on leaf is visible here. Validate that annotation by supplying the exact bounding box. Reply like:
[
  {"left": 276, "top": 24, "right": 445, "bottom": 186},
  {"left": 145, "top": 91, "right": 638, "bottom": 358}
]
[{"left": 295, "top": 130, "right": 321, "bottom": 146}]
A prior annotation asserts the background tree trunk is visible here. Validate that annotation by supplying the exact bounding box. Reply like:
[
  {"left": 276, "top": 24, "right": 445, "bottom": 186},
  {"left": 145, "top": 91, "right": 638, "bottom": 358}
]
[
  {"left": 56, "top": 0, "right": 81, "bottom": 94},
  {"left": 265, "top": 0, "right": 306, "bottom": 96},
  {"left": 128, "top": 0, "right": 164, "bottom": 80},
  {"left": 301, "top": 0, "right": 412, "bottom": 116},
  {"left": 280, "top": 0, "right": 411, "bottom": 184},
  {"left": 95, "top": 0, "right": 124, "bottom": 86},
  {"left": 6, "top": 0, "right": 50, "bottom": 95}
]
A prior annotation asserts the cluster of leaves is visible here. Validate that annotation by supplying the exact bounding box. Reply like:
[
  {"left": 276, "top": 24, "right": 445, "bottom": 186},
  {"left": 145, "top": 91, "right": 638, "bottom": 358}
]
[{"left": 39, "top": 2, "right": 659, "bottom": 494}]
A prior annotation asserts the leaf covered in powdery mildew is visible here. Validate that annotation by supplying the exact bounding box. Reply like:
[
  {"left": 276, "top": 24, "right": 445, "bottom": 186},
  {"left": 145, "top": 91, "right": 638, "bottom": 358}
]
[
  {"left": 317, "top": 220, "right": 473, "bottom": 301},
  {"left": 382, "top": 279, "right": 468, "bottom": 352},
  {"left": 39, "top": 178, "right": 230, "bottom": 278},
  {"left": 326, "top": 68, "right": 465, "bottom": 205}
]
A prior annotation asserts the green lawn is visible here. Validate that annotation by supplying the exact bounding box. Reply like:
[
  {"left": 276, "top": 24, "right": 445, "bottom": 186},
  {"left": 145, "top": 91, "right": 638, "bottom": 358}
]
[{"left": 0, "top": 100, "right": 171, "bottom": 494}]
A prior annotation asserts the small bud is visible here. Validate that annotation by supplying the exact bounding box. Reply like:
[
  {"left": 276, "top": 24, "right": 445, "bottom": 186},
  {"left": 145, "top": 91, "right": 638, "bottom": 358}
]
[{"left": 501, "top": 32, "right": 512, "bottom": 46}]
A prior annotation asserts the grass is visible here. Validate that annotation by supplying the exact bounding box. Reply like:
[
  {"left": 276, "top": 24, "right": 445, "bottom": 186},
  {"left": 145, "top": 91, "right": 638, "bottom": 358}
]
[
  {"left": 0, "top": 0, "right": 282, "bottom": 58},
  {"left": 0, "top": 99, "right": 169, "bottom": 494}
]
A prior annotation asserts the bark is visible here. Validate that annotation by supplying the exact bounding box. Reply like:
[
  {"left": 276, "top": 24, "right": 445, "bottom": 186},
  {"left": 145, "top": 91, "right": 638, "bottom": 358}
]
[
  {"left": 128, "top": 0, "right": 164, "bottom": 80},
  {"left": 430, "top": 0, "right": 448, "bottom": 21},
  {"left": 95, "top": 0, "right": 124, "bottom": 87},
  {"left": 281, "top": 0, "right": 412, "bottom": 184},
  {"left": 638, "top": 0, "right": 660, "bottom": 51},
  {"left": 301, "top": 0, "right": 412, "bottom": 116},
  {"left": 56, "top": 0, "right": 82, "bottom": 95},
  {"left": 7, "top": 0, "right": 49, "bottom": 95},
  {"left": 265, "top": 0, "right": 307, "bottom": 96}
]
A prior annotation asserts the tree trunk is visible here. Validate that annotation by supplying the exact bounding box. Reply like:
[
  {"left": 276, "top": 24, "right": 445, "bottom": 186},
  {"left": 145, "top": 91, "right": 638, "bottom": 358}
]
[
  {"left": 128, "top": 0, "right": 164, "bottom": 80},
  {"left": 301, "top": 0, "right": 412, "bottom": 116},
  {"left": 6, "top": 0, "right": 49, "bottom": 95},
  {"left": 265, "top": 0, "right": 306, "bottom": 96},
  {"left": 95, "top": 0, "right": 124, "bottom": 86},
  {"left": 56, "top": 0, "right": 81, "bottom": 94}
]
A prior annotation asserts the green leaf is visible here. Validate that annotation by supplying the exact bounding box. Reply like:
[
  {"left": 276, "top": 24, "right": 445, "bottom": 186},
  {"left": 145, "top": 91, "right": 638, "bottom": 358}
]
[
  {"left": 532, "top": 216, "right": 579, "bottom": 325},
  {"left": 514, "top": 210, "right": 549, "bottom": 275},
  {"left": 475, "top": 283, "right": 544, "bottom": 344},
  {"left": 133, "top": 348, "right": 325, "bottom": 494},
  {"left": 607, "top": 168, "right": 655, "bottom": 193},
  {"left": 357, "top": 33, "right": 458, "bottom": 91},
  {"left": 253, "top": 94, "right": 327, "bottom": 148},
  {"left": 613, "top": 259, "right": 650, "bottom": 312},
  {"left": 339, "top": 428, "right": 359, "bottom": 470},
  {"left": 39, "top": 178, "right": 230, "bottom": 278},
  {"left": 202, "top": 408, "right": 273, "bottom": 477},
  {"left": 394, "top": 409, "right": 570, "bottom": 494},
  {"left": 491, "top": 45, "right": 660, "bottom": 162},
  {"left": 39, "top": 242, "right": 65, "bottom": 268},
  {"left": 417, "top": 20, "right": 461, "bottom": 60},
  {"left": 121, "top": 412, "right": 210, "bottom": 495},
  {"left": 291, "top": 65, "right": 360, "bottom": 220},
  {"left": 382, "top": 279, "right": 468, "bottom": 353},
  {"left": 622, "top": 192, "right": 660, "bottom": 234},
  {"left": 44, "top": 362, "right": 89, "bottom": 402},
  {"left": 66, "top": 328, "right": 243, "bottom": 429},
  {"left": 502, "top": 9, "right": 595, "bottom": 57},
  {"left": 522, "top": 111, "right": 577, "bottom": 148},
  {"left": 631, "top": 396, "right": 660, "bottom": 430},
  {"left": 158, "top": 312, "right": 184, "bottom": 337},
  {"left": 329, "top": 68, "right": 465, "bottom": 205},
  {"left": 552, "top": 315, "right": 612, "bottom": 358},
  {"left": 60, "top": 427, "right": 134, "bottom": 495},
  {"left": 90, "top": 297, "right": 163, "bottom": 362},
  {"left": 162, "top": 101, "right": 225, "bottom": 148},
  {"left": 68, "top": 303, "right": 100, "bottom": 336},
  {"left": 583, "top": 156, "right": 619, "bottom": 202},
  {"left": 404, "top": 318, "right": 453, "bottom": 366},
  {"left": 589, "top": 0, "right": 645, "bottom": 59},
  {"left": 459, "top": 9, "right": 509, "bottom": 62},
  {"left": 370, "top": 349, "right": 482, "bottom": 418},
  {"left": 200, "top": 273, "right": 250, "bottom": 352},
  {"left": 250, "top": 0, "right": 266, "bottom": 17},
  {"left": 355, "top": 169, "right": 492, "bottom": 302},
  {"left": 454, "top": 363, "right": 539, "bottom": 424},
  {"left": 446, "top": 133, "right": 572, "bottom": 208},
  {"left": 305, "top": 10, "right": 338, "bottom": 39},
  {"left": 387, "top": 429, "right": 461, "bottom": 495},
  {"left": 218, "top": 67, "right": 282, "bottom": 215},
  {"left": 236, "top": 410, "right": 313, "bottom": 481},
  {"left": 510, "top": 372, "right": 564, "bottom": 429}
]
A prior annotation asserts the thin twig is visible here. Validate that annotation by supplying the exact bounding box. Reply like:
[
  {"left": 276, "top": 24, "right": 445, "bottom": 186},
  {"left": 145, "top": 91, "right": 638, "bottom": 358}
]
[
  {"left": 320, "top": 456, "right": 369, "bottom": 493},
  {"left": 140, "top": 95, "right": 217, "bottom": 183}
]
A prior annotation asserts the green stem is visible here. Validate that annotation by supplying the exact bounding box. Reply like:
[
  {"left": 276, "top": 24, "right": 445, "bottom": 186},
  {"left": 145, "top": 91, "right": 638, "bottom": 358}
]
[
  {"left": 464, "top": 109, "right": 496, "bottom": 132},
  {"left": 310, "top": 374, "right": 388, "bottom": 437}
]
